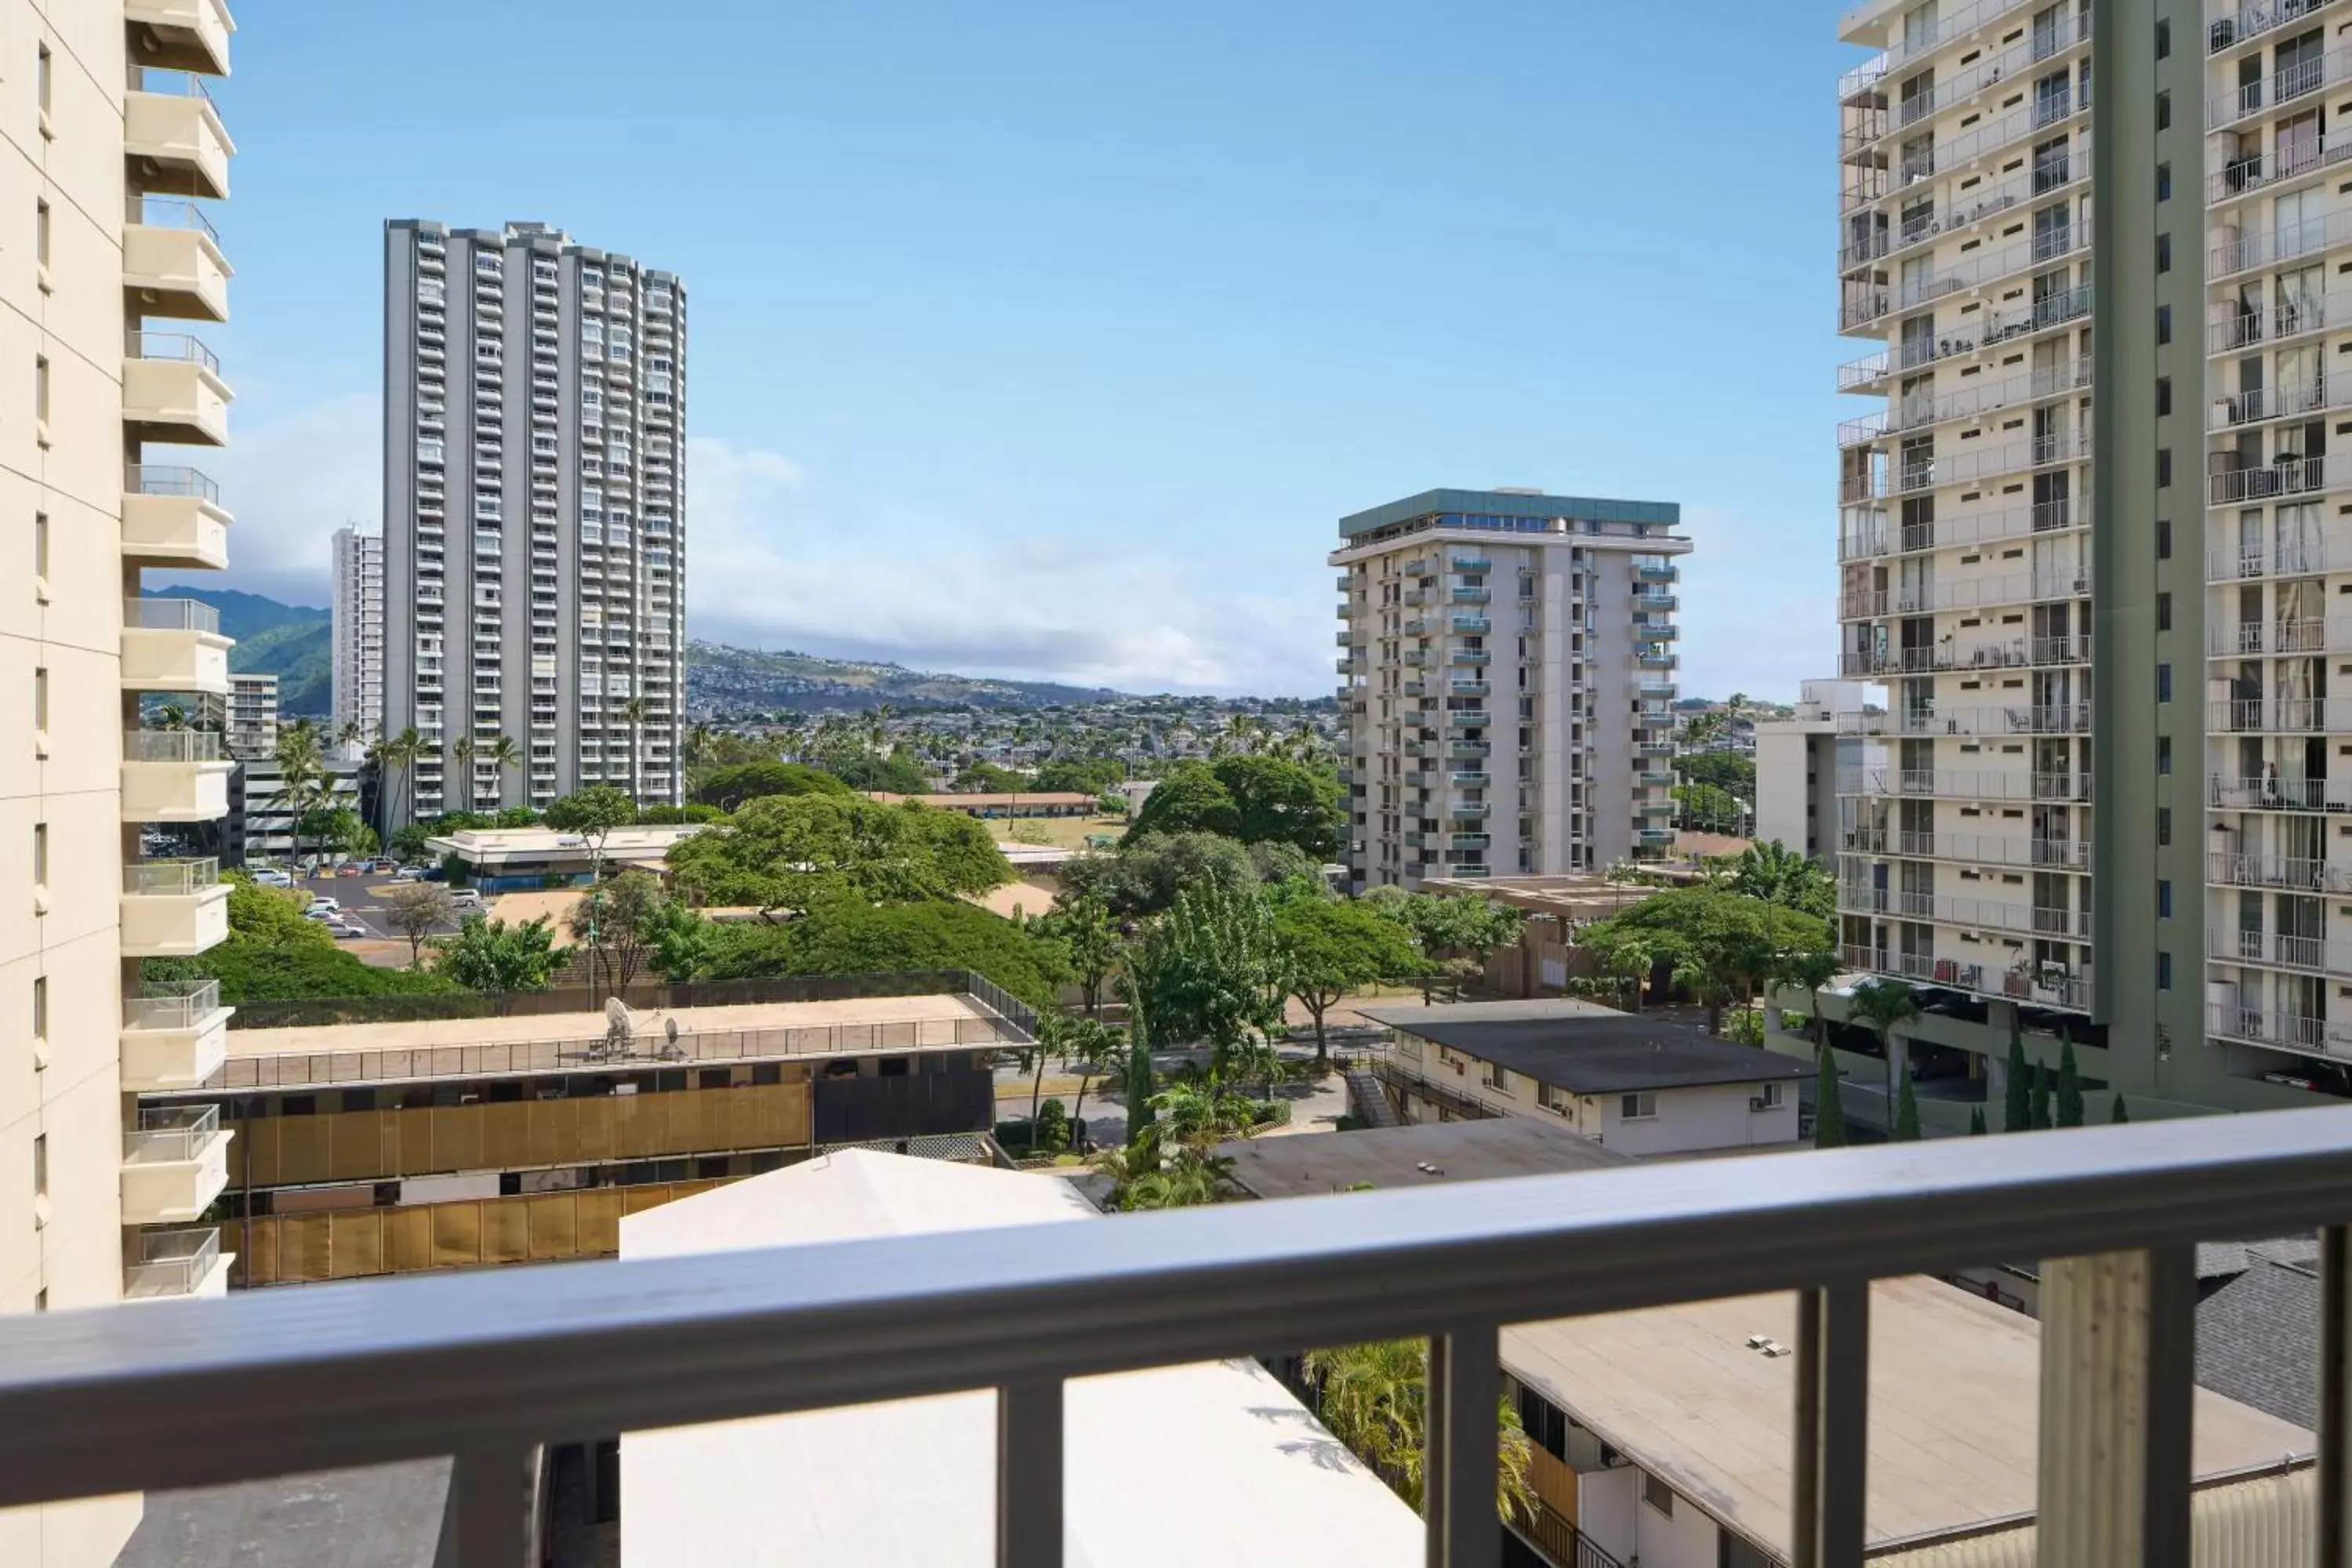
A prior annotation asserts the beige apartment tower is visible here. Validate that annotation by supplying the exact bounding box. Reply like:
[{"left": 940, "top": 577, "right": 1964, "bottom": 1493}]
[
  {"left": 1332, "top": 488, "right": 1692, "bottom": 887},
  {"left": 2, "top": 2, "right": 239, "bottom": 1563}
]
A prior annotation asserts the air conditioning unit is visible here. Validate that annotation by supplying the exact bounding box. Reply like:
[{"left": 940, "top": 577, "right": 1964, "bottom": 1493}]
[{"left": 1750, "top": 1095, "right": 1772, "bottom": 1112}]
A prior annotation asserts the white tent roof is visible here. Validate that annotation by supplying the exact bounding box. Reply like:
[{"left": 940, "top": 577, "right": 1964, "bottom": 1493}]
[{"left": 620, "top": 1150, "right": 1423, "bottom": 1568}]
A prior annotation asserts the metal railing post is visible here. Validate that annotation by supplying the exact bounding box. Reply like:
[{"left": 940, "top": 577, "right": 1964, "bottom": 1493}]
[
  {"left": 996, "top": 1380, "right": 1063, "bottom": 1568},
  {"left": 1428, "top": 1322, "right": 1501, "bottom": 1567},
  {"left": 1791, "top": 1282, "right": 1868, "bottom": 1568},
  {"left": 2321, "top": 1228, "right": 2352, "bottom": 1566},
  {"left": 2035, "top": 1247, "right": 2195, "bottom": 1568},
  {"left": 449, "top": 1444, "right": 540, "bottom": 1566}
]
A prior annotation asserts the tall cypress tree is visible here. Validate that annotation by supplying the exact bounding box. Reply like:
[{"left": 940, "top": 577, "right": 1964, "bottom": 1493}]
[
  {"left": 2110, "top": 1094, "right": 2129, "bottom": 1125},
  {"left": 2055, "top": 1040, "right": 2085, "bottom": 1128},
  {"left": 1814, "top": 1044, "right": 1847, "bottom": 1149},
  {"left": 1968, "top": 1106, "right": 1987, "bottom": 1136},
  {"left": 1893, "top": 1065, "right": 1922, "bottom": 1142},
  {"left": 2003, "top": 1032, "right": 2031, "bottom": 1131},
  {"left": 2029, "top": 1062, "right": 2053, "bottom": 1131}
]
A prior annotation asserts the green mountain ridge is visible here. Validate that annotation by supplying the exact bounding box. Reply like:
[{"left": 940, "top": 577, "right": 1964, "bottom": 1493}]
[
  {"left": 685, "top": 639, "right": 1131, "bottom": 713},
  {"left": 145, "top": 586, "right": 332, "bottom": 717}
]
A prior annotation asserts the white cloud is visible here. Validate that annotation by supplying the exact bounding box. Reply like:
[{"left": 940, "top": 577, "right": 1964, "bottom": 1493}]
[
  {"left": 154, "top": 391, "right": 380, "bottom": 608},
  {"left": 682, "top": 436, "right": 1334, "bottom": 695}
]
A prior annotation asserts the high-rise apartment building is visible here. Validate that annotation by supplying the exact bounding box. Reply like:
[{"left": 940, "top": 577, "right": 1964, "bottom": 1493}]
[
  {"left": 226, "top": 671, "right": 276, "bottom": 760},
  {"left": 3, "top": 2, "right": 240, "bottom": 1561},
  {"left": 1833, "top": 0, "right": 2352, "bottom": 1114},
  {"left": 1331, "top": 488, "right": 1692, "bottom": 889},
  {"left": 329, "top": 523, "right": 382, "bottom": 753},
  {"left": 382, "top": 220, "right": 686, "bottom": 817}
]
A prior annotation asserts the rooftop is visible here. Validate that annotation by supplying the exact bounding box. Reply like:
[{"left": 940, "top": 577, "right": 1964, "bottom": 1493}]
[
  {"left": 871, "top": 792, "right": 1100, "bottom": 809},
  {"left": 619, "top": 1151, "right": 1422, "bottom": 1567},
  {"left": 1338, "top": 486, "right": 1682, "bottom": 539},
  {"left": 1359, "top": 1000, "right": 1813, "bottom": 1094},
  {"left": 1504, "top": 1276, "right": 2314, "bottom": 1558},
  {"left": 423, "top": 825, "right": 702, "bottom": 866},
  {"left": 1215, "top": 1116, "right": 1629, "bottom": 1200}
]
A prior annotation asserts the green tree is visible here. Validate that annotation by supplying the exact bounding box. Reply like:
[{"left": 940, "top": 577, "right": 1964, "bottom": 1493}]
[
  {"left": 1301, "top": 1339, "right": 1536, "bottom": 1519},
  {"left": 1814, "top": 1044, "right": 1847, "bottom": 1148},
  {"left": 1578, "top": 926, "right": 1655, "bottom": 1012},
  {"left": 1119, "top": 949, "right": 1163, "bottom": 1147},
  {"left": 2055, "top": 1040, "right": 2085, "bottom": 1128},
  {"left": 1032, "top": 1098, "right": 1071, "bottom": 1155},
  {"left": 1036, "top": 893, "right": 1122, "bottom": 1017},
  {"left": 1674, "top": 749, "right": 1757, "bottom": 801},
  {"left": 1671, "top": 780, "right": 1746, "bottom": 833},
  {"left": 691, "top": 760, "right": 851, "bottom": 808},
  {"left": 1061, "top": 1016, "right": 1125, "bottom": 1133},
  {"left": 379, "top": 881, "right": 456, "bottom": 968},
  {"left": 1058, "top": 830, "right": 1260, "bottom": 916},
  {"left": 1276, "top": 898, "right": 1421, "bottom": 1062},
  {"left": 641, "top": 900, "right": 716, "bottom": 983},
  {"left": 2029, "top": 1062, "right": 2054, "bottom": 1130},
  {"left": 2110, "top": 1094, "right": 2129, "bottom": 1125},
  {"left": 1893, "top": 1063, "right": 1921, "bottom": 1142},
  {"left": 568, "top": 869, "right": 667, "bottom": 997},
  {"left": 1846, "top": 978, "right": 1918, "bottom": 1080},
  {"left": 1209, "top": 753, "right": 1345, "bottom": 858},
  {"left": 546, "top": 784, "right": 640, "bottom": 837},
  {"left": 1574, "top": 887, "right": 1824, "bottom": 1036},
  {"left": 666, "top": 795, "right": 1012, "bottom": 910},
  {"left": 1094, "top": 1142, "right": 1233, "bottom": 1210},
  {"left": 1772, "top": 945, "right": 1843, "bottom": 1045},
  {"left": 699, "top": 898, "right": 1067, "bottom": 1006},
  {"left": 372, "top": 725, "right": 426, "bottom": 836},
  {"left": 2003, "top": 1033, "right": 2031, "bottom": 1132},
  {"left": 430, "top": 915, "right": 572, "bottom": 996},
  {"left": 1730, "top": 840, "right": 1833, "bottom": 917},
  {"left": 1129, "top": 762, "right": 1243, "bottom": 840},
  {"left": 1137, "top": 883, "right": 1289, "bottom": 1090},
  {"left": 1969, "top": 1106, "right": 1988, "bottom": 1136}
]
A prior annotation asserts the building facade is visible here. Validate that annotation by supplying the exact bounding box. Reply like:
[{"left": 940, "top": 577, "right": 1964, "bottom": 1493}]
[
  {"left": 1755, "top": 679, "right": 1878, "bottom": 861},
  {"left": 225, "top": 671, "right": 275, "bottom": 760},
  {"left": 381, "top": 220, "right": 686, "bottom": 818},
  {"left": 2, "top": 3, "right": 241, "bottom": 1562},
  {"left": 225, "top": 757, "right": 361, "bottom": 867},
  {"left": 1831, "top": 0, "right": 2352, "bottom": 1114},
  {"left": 328, "top": 524, "right": 382, "bottom": 755},
  {"left": 1331, "top": 488, "right": 1691, "bottom": 887}
]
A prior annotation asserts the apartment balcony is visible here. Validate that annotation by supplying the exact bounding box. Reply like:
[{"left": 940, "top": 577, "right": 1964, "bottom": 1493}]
[
  {"left": 1636, "top": 622, "right": 1679, "bottom": 642},
  {"left": 1333, "top": 572, "right": 1353, "bottom": 592},
  {"left": 1450, "top": 650, "right": 1490, "bottom": 667},
  {"left": 1840, "top": 633, "right": 2090, "bottom": 679},
  {"left": 1636, "top": 826, "right": 1676, "bottom": 848},
  {"left": 1637, "top": 739, "right": 1676, "bottom": 757},
  {"left": 122, "top": 198, "right": 229, "bottom": 322},
  {"left": 1403, "top": 558, "right": 1436, "bottom": 578},
  {"left": 1842, "top": 944, "right": 2095, "bottom": 1010},
  {"left": 2211, "top": 775, "right": 2352, "bottom": 812},
  {"left": 1844, "top": 10, "right": 2092, "bottom": 158},
  {"left": 1403, "top": 771, "right": 1434, "bottom": 790},
  {"left": 2208, "top": 926, "right": 2352, "bottom": 975},
  {"left": 1449, "top": 740, "right": 1491, "bottom": 760},
  {"left": 122, "top": 70, "right": 233, "bottom": 199},
  {"left": 124, "top": 331, "right": 230, "bottom": 446},
  {"left": 1838, "top": 702, "right": 2092, "bottom": 736},
  {"left": 1841, "top": 566, "right": 2091, "bottom": 620},
  {"left": 125, "top": 0, "right": 235, "bottom": 76},
  {"left": 1841, "top": 359, "right": 2095, "bottom": 449},
  {"left": 1450, "top": 803, "right": 1492, "bottom": 822},
  {"left": 122, "top": 464, "right": 230, "bottom": 570},
  {"left": 1838, "top": 498, "right": 2078, "bottom": 562},
  {"left": 1450, "top": 771, "right": 1492, "bottom": 789},
  {"left": 2207, "top": 376, "right": 2352, "bottom": 434},
  {"left": 2205, "top": 533, "right": 2352, "bottom": 583},
  {"left": 2211, "top": 129, "right": 2352, "bottom": 210},
  {"left": 1401, "top": 648, "right": 1431, "bottom": 667},
  {"left": 2204, "top": 1003, "right": 2351, "bottom": 1060},
  {"left": 2209, "top": 452, "right": 2352, "bottom": 506},
  {"left": 2209, "top": 616, "right": 2352, "bottom": 657},
  {"left": 1401, "top": 587, "right": 1431, "bottom": 608},
  {"left": 2208, "top": 849, "right": 2352, "bottom": 894},
  {"left": 1835, "top": 284, "right": 2094, "bottom": 391},
  {"left": 1334, "top": 657, "right": 1354, "bottom": 676},
  {"left": 1843, "top": 141, "right": 2090, "bottom": 273},
  {"left": 1450, "top": 614, "right": 1490, "bottom": 634},
  {"left": 121, "top": 857, "right": 228, "bottom": 958},
  {"left": 2209, "top": 697, "right": 2352, "bottom": 735},
  {"left": 1846, "top": 428, "right": 2091, "bottom": 503},
  {"left": 1449, "top": 679, "right": 1491, "bottom": 698},
  {"left": 121, "top": 597, "right": 230, "bottom": 695},
  {"left": 123, "top": 1227, "right": 231, "bottom": 1303},
  {"left": 1845, "top": 827, "right": 2089, "bottom": 872},
  {"left": 1635, "top": 562, "right": 1678, "bottom": 584},
  {"left": 1880, "top": 89, "right": 2090, "bottom": 209},
  {"left": 1639, "top": 651, "right": 1679, "bottom": 672},
  {"left": 121, "top": 1105, "right": 230, "bottom": 1225},
  {"left": 1839, "top": 220, "right": 2092, "bottom": 332},
  {"left": 1334, "top": 630, "right": 1358, "bottom": 648},
  {"left": 120, "top": 978, "right": 231, "bottom": 1093},
  {"left": 122, "top": 728, "right": 230, "bottom": 823},
  {"left": 2212, "top": 203, "right": 2352, "bottom": 279},
  {"left": 1450, "top": 584, "right": 1490, "bottom": 604},
  {"left": 1844, "top": 766, "right": 2093, "bottom": 804},
  {"left": 2210, "top": 0, "right": 2351, "bottom": 56}
]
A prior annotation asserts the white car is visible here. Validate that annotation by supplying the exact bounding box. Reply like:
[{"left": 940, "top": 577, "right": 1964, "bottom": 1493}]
[
  {"left": 305, "top": 896, "right": 342, "bottom": 916},
  {"left": 250, "top": 869, "right": 293, "bottom": 888}
]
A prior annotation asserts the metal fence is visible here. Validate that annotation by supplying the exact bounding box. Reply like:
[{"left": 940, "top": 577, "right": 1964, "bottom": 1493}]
[{"left": 14, "top": 1110, "right": 2352, "bottom": 1566}]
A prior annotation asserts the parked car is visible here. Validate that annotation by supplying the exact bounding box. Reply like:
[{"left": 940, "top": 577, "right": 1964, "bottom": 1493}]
[
  {"left": 393, "top": 865, "right": 426, "bottom": 881},
  {"left": 449, "top": 890, "right": 487, "bottom": 913},
  {"left": 249, "top": 869, "right": 293, "bottom": 888},
  {"left": 335, "top": 863, "right": 363, "bottom": 878},
  {"left": 372, "top": 858, "right": 398, "bottom": 873},
  {"left": 306, "top": 896, "right": 342, "bottom": 916},
  {"left": 328, "top": 919, "right": 368, "bottom": 939}
]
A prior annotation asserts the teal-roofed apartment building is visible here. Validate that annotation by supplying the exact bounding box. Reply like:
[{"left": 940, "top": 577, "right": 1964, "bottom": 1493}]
[{"left": 1330, "top": 488, "right": 1693, "bottom": 891}]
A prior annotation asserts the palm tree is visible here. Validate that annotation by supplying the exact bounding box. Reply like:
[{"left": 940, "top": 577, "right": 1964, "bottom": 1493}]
[
  {"left": 271, "top": 720, "right": 329, "bottom": 868},
  {"left": 1301, "top": 1338, "right": 1536, "bottom": 1519},
  {"left": 1846, "top": 977, "right": 1919, "bottom": 1101},
  {"left": 449, "top": 735, "right": 477, "bottom": 811},
  {"left": 483, "top": 731, "right": 523, "bottom": 808},
  {"left": 372, "top": 725, "right": 424, "bottom": 835}
]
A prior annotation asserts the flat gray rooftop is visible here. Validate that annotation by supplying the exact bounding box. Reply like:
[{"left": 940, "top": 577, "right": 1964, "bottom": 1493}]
[{"left": 1216, "top": 1117, "right": 1628, "bottom": 1200}]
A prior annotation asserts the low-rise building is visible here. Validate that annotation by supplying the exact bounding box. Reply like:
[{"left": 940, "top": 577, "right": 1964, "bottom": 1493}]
[
  {"left": 424, "top": 823, "right": 703, "bottom": 889},
  {"left": 873, "top": 790, "right": 1101, "bottom": 818},
  {"left": 1753, "top": 679, "right": 1877, "bottom": 862},
  {"left": 1217, "top": 1115, "right": 1630, "bottom": 1200},
  {"left": 227, "top": 757, "right": 365, "bottom": 866},
  {"left": 1362, "top": 1000, "right": 1809, "bottom": 1156},
  {"left": 143, "top": 981, "right": 1029, "bottom": 1287}
]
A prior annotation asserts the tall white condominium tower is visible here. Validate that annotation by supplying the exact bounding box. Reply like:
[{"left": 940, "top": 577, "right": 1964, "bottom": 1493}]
[
  {"left": 382, "top": 220, "right": 686, "bottom": 814},
  {"left": 3, "top": 2, "right": 242, "bottom": 1563},
  {"left": 1331, "top": 488, "right": 1692, "bottom": 890},
  {"left": 329, "top": 523, "right": 383, "bottom": 752}
]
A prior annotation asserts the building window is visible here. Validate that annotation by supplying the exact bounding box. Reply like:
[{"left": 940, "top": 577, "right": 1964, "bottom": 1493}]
[
  {"left": 34, "top": 198, "right": 49, "bottom": 272},
  {"left": 35, "top": 42, "right": 50, "bottom": 126},
  {"left": 2156, "top": 234, "right": 2171, "bottom": 274},
  {"left": 2157, "top": 518, "right": 2172, "bottom": 559},
  {"left": 2156, "top": 377, "right": 2171, "bottom": 418},
  {"left": 34, "top": 354, "right": 49, "bottom": 426},
  {"left": 1537, "top": 1081, "right": 1562, "bottom": 1111},
  {"left": 1621, "top": 1091, "right": 1657, "bottom": 1121},
  {"left": 2157, "top": 448, "right": 2171, "bottom": 488},
  {"left": 2155, "top": 18, "right": 2170, "bottom": 56},
  {"left": 2155, "top": 90, "right": 2170, "bottom": 130},
  {"left": 31, "top": 510, "right": 45, "bottom": 580},
  {"left": 1757, "top": 1081, "right": 1785, "bottom": 1109},
  {"left": 1643, "top": 1472, "right": 1675, "bottom": 1517},
  {"left": 31, "top": 822, "right": 45, "bottom": 887},
  {"left": 1490, "top": 1065, "right": 1513, "bottom": 1093},
  {"left": 2156, "top": 305, "right": 2172, "bottom": 345},
  {"left": 31, "top": 1134, "right": 45, "bottom": 1201},
  {"left": 2157, "top": 663, "right": 2171, "bottom": 702},
  {"left": 2158, "top": 952, "right": 2172, "bottom": 991},
  {"left": 2158, "top": 807, "right": 2172, "bottom": 847},
  {"left": 31, "top": 666, "right": 44, "bottom": 731},
  {"left": 31, "top": 975, "right": 45, "bottom": 1042},
  {"left": 2158, "top": 880, "right": 2172, "bottom": 918},
  {"left": 2156, "top": 591, "right": 2171, "bottom": 630},
  {"left": 2157, "top": 735, "right": 2171, "bottom": 774},
  {"left": 2157, "top": 162, "right": 2172, "bottom": 201}
]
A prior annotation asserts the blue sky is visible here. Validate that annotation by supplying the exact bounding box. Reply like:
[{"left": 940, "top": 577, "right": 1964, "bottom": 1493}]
[{"left": 190, "top": 0, "right": 1856, "bottom": 699}]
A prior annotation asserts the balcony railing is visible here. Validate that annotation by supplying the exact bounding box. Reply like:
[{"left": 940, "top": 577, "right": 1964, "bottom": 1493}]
[
  {"left": 123, "top": 1103, "right": 221, "bottom": 1164},
  {"left": 2206, "top": 534, "right": 2352, "bottom": 583},
  {"left": 1841, "top": 766, "right": 2092, "bottom": 803},
  {"left": 1842, "top": 221, "right": 2094, "bottom": 331},
  {"left": 2209, "top": 0, "right": 2349, "bottom": 56},
  {"left": 1835, "top": 284, "right": 2092, "bottom": 389},
  {"left": 125, "top": 728, "right": 222, "bottom": 763},
  {"left": 124, "top": 596, "right": 220, "bottom": 635},
  {"left": 2209, "top": 697, "right": 2352, "bottom": 734},
  {"left": 1842, "top": 141, "right": 2089, "bottom": 270},
  {"left": 2206, "top": 289, "right": 2352, "bottom": 354},
  {"left": 1839, "top": 945, "right": 2094, "bottom": 1007},
  {"left": 2208, "top": 849, "right": 2352, "bottom": 892},
  {"left": 1839, "top": 568, "right": 2090, "bottom": 618},
  {"left": 1837, "top": 702, "right": 2092, "bottom": 736},
  {"left": 2211, "top": 775, "right": 2352, "bottom": 811},
  {"left": 2210, "top": 129, "right": 2352, "bottom": 205},
  {"left": 1842, "top": 0, "right": 2048, "bottom": 90},
  {"left": 127, "top": 463, "right": 222, "bottom": 503},
  {"left": 124, "top": 1228, "right": 222, "bottom": 1300},
  {"left": 1889, "top": 87, "right": 2089, "bottom": 193},
  {"left": 2207, "top": 927, "right": 2352, "bottom": 972},
  {"left": 2212, "top": 203, "right": 2352, "bottom": 277},
  {"left": 122, "top": 856, "right": 218, "bottom": 897},
  {"left": 2208, "top": 377, "right": 2350, "bottom": 430},
  {"left": 1838, "top": 633, "right": 2089, "bottom": 677},
  {"left": 124, "top": 978, "right": 222, "bottom": 1033},
  {"left": 2209, "top": 452, "right": 2351, "bottom": 505},
  {"left": 126, "top": 328, "right": 220, "bottom": 376},
  {"left": 1838, "top": 498, "right": 2078, "bottom": 561},
  {"left": 2209, "top": 616, "right": 2352, "bottom": 655},
  {"left": 126, "top": 193, "right": 220, "bottom": 246},
  {"left": 1845, "top": 828, "right": 2089, "bottom": 871},
  {"left": 1838, "top": 357, "right": 2093, "bottom": 448},
  {"left": 1853, "top": 9, "right": 2092, "bottom": 147},
  {"left": 2205, "top": 1003, "right": 2342, "bottom": 1056}
]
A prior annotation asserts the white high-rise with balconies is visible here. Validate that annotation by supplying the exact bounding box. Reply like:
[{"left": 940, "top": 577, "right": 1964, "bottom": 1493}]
[
  {"left": 381, "top": 221, "right": 686, "bottom": 817},
  {"left": 3, "top": 2, "right": 241, "bottom": 1561},
  {"left": 329, "top": 523, "right": 382, "bottom": 754},
  {"left": 1331, "top": 488, "right": 1692, "bottom": 890}
]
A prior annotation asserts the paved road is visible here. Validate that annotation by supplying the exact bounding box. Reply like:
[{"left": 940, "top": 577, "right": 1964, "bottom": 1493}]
[{"left": 286, "top": 868, "right": 465, "bottom": 947}]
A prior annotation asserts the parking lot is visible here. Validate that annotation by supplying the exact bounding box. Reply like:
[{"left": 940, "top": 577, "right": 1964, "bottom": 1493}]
[{"left": 266, "top": 866, "right": 477, "bottom": 948}]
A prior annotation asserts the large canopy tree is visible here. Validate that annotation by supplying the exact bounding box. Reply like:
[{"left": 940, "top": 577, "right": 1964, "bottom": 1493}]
[
  {"left": 1575, "top": 885, "right": 1831, "bottom": 1036},
  {"left": 1276, "top": 897, "right": 1423, "bottom": 1061},
  {"left": 665, "top": 794, "right": 1011, "bottom": 910},
  {"left": 1129, "top": 756, "right": 1343, "bottom": 859}
]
